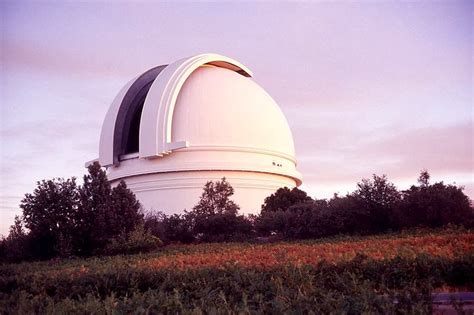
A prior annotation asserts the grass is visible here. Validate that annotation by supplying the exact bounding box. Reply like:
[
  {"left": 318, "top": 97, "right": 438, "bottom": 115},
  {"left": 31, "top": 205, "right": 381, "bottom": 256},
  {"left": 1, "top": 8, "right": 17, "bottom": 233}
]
[{"left": 1, "top": 228, "right": 473, "bottom": 314}]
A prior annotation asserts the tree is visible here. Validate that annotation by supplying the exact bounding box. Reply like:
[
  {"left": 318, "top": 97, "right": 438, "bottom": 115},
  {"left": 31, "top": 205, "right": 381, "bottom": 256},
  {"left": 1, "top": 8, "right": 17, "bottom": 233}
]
[
  {"left": 398, "top": 171, "right": 473, "bottom": 228},
  {"left": 189, "top": 178, "right": 253, "bottom": 242},
  {"left": 418, "top": 169, "right": 430, "bottom": 187},
  {"left": 162, "top": 214, "right": 195, "bottom": 244},
  {"left": 261, "top": 187, "right": 313, "bottom": 213},
  {"left": 8, "top": 216, "right": 25, "bottom": 240},
  {"left": 109, "top": 180, "right": 143, "bottom": 236},
  {"left": 192, "top": 178, "right": 239, "bottom": 217},
  {"left": 75, "top": 162, "right": 113, "bottom": 254},
  {"left": 353, "top": 174, "right": 401, "bottom": 233},
  {"left": 0, "top": 216, "right": 31, "bottom": 262},
  {"left": 20, "top": 178, "right": 78, "bottom": 258},
  {"left": 75, "top": 162, "right": 143, "bottom": 255},
  {"left": 144, "top": 211, "right": 167, "bottom": 241},
  {"left": 327, "top": 194, "right": 369, "bottom": 235},
  {"left": 4, "top": 162, "right": 148, "bottom": 261}
]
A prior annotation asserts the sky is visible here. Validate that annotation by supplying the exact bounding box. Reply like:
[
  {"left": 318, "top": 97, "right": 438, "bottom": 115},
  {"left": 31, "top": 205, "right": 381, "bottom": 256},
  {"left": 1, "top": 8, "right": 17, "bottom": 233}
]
[{"left": 1, "top": 1, "right": 472, "bottom": 236}]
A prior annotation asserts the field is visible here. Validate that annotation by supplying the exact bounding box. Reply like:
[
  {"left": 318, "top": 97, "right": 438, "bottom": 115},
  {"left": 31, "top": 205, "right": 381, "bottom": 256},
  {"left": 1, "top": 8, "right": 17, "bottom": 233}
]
[{"left": 1, "top": 228, "right": 473, "bottom": 314}]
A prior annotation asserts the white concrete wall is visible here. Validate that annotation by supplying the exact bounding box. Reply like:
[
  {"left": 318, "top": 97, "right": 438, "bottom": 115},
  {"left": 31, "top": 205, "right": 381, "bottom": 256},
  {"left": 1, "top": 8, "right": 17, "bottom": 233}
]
[{"left": 110, "top": 169, "right": 297, "bottom": 215}]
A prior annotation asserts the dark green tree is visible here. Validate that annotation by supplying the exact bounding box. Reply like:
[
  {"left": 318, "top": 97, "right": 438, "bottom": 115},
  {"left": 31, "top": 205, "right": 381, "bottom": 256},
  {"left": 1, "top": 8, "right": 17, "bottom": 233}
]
[
  {"left": 160, "top": 214, "right": 195, "bottom": 244},
  {"left": 418, "top": 169, "right": 430, "bottom": 187},
  {"left": 192, "top": 178, "right": 239, "bottom": 217},
  {"left": 75, "top": 162, "right": 143, "bottom": 254},
  {"left": 353, "top": 174, "right": 401, "bottom": 233},
  {"left": 75, "top": 162, "right": 112, "bottom": 254},
  {"left": 261, "top": 187, "right": 313, "bottom": 213},
  {"left": 398, "top": 171, "right": 473, "bottom": 228},
  {"left": 189, "top": 178, "right": 253, "bottom": 242},
  {"left": 0, "top": 216, "right": 31, "bottom": 262},
  {"left": 109, "top": 180, "right": 143, "bottom": 236},
  {"left": 20, "top": 178, "right": 78, "bottom": 258}
]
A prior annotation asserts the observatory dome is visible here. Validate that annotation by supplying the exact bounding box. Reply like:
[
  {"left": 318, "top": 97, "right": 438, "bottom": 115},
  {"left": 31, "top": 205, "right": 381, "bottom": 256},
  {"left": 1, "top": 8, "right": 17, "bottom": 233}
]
[{"left": 94, "top": 53, "right": 302, "bottom": 213}]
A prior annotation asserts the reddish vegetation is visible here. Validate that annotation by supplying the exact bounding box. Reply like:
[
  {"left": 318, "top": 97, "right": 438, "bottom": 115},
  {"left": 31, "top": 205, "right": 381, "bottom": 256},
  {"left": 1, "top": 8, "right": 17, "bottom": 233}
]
[{"left": 138, "top": 232, "right": 474, "bottom": 270}]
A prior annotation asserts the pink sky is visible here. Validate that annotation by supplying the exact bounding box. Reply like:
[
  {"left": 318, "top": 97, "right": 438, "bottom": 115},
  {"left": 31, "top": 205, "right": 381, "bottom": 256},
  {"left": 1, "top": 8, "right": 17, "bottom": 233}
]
[{"left": 1, "top": 1, "right": 472, "bottom": 236}]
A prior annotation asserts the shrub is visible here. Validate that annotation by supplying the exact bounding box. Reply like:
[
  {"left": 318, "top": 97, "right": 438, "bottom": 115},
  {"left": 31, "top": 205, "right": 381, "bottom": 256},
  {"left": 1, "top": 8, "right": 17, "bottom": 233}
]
[
  {"left": 75, "top": 162, "right": 143, "bottom": 255},
  {"left": 352, "top": 174, "right": 401, "bottom": 233},
  {"left": 192, "top": 177, "right": 239, "bottom": 216},
  {"left": 0, "top": 217, "right": 32, "bottom": 263},
  {"left": 187, "top": 178, "right": 254, "bottom": 242},
  {"left": 20, "top": 178, "right": 79, "bottom": 259},
  {"left": 143, "top": 211, "right": 167, "bottom": 241},
  {"left": 102, "top": 225, "right": 163, "bottom": 256},
  {"left": 4, "top": 162, "right": 144, "bottom": 261},
  {"left": 162, "top": 214, "right": 195, "bottom": 244},
  {"left": 261, "top": 187, "right": 313, "bottom": 213},
  {"left": 255, "top": 210, "right": 291, "bottom": 236},
  {"left": 397, "top": 176, "right": 473, "bottom": 229},
  {"left": 256, "top": 195, "right": 371, "bottom": 239},
  {"left": 1, "top": 237, "right": 472, "bottom": 314},
  {"left": 325, "top": 194, "right": 372, "bottom": 235},
  {"left": 194, "top": 213, "right": 254, "bottom": 242}
]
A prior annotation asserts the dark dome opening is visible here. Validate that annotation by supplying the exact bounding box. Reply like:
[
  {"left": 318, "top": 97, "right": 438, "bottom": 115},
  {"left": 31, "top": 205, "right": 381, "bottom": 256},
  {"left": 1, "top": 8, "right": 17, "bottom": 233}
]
[
  {"left": 112, "top": 65, "right": 167, "bottom": 163},
  {"left": 124, "top": 95, "right": 146, "bottom": 154}
]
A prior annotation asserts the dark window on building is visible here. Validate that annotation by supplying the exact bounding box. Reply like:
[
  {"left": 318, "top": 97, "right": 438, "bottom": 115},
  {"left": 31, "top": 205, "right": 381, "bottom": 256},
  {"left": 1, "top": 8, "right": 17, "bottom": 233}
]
[{"left": 124, "top": 96, "right": 145, "bottom": 154}]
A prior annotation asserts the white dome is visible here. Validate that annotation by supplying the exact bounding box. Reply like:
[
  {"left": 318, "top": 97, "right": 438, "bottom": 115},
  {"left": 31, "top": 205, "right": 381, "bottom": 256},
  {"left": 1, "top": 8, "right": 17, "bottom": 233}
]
[
  {"left": 93, "top": 54, "right": 302, "bottom": 214},
  {"left": 172, "top": 65, "right": 295, "bottom": 159}
]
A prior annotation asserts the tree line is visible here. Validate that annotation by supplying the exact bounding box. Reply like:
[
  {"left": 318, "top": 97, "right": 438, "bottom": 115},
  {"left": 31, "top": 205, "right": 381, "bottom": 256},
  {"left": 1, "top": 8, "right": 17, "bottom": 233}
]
[
  {"left": 1, "top": 163, "right": 158, "bottom": 262},
  {"left": 1, "top": 164, "right": 472, "bottom": 263},
  {"left": 145, "top": 170, "right": 473, "bottom": 243}
]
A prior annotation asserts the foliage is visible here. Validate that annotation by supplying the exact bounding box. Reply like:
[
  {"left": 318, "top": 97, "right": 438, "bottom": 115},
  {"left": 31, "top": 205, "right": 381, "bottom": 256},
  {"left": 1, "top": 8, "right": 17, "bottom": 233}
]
[
  {"left": 256, "top": 171, "right": 473, "bottom": 239},
  {"left": 2, "top": 162, "right": 144, "bottom": 262},
  {"left": 162, "top": 214, "right": 195, "bottom": 244},
  {"left": 143, "top": 211, "right": 167, "bottom": 241},
  {"left": 4, "top": 168, "right": 473, "bottom": 263},
  {"left": 20, "top": 178, "right": 79, "bottom": 259},
  {"left": 352, "top": 174, "right": 401, "bottom": 232},
  {"left": 397, "top": 173, "right": 473, "bottom": 229},
  {"left": 261, "top": 186, "right": 312, "bottom": 213},
  {"left": 193, "top": 213, "right": 254, "bottom": 242},
  {"left": 191, "top": 177, "right": 239, "bottom": 217},
  {"left": 102, "top": 225, "right": 163, "bottom": 256},
  {"left": 1, "top": 230, "right": 472, "bottom": 314},
  {"left": 109, "top": 181, "right": 144, "bottom": 236},
  {"left": 0, "top": 217, "right": 31, "bottom": 263},
  {"left": 75, "top": 162, "right": 143, "bottom": 255},
  {"left": 186, "top": 178, "right": 254, "bottom": 242},
  {"left": 143, "top": 179, "right": 254, "bottom": 244}
]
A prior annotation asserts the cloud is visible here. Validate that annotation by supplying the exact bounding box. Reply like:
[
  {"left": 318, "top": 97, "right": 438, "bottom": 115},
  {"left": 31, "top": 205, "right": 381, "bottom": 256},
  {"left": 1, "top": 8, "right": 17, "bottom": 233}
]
[{"left": 296, "top": 120, "right": 473, "bottom": 195}]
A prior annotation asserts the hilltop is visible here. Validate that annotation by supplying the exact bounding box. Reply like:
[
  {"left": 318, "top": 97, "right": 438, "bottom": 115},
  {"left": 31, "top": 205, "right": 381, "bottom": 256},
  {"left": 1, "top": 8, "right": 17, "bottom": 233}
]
[{"left": 1, "top": 228, "right": 473, "bottom": 313}]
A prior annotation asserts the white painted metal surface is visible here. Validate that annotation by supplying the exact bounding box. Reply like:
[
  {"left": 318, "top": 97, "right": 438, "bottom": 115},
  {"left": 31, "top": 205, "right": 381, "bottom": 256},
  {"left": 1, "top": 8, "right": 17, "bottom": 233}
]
[{"left": 95, "top": 53, "right": 302, "bottom": 214}]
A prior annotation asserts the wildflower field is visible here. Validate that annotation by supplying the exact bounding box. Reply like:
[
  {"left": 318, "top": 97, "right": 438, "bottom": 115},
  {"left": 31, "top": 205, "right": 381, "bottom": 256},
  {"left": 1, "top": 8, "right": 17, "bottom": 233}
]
[{"left": 1, "top": 228, "right": 473, "bottom": 314}]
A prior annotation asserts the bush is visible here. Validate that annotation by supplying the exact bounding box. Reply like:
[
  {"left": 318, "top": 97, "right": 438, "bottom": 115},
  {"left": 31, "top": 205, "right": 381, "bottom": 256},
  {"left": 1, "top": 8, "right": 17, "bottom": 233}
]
[
  {"left": 4, "top": 162, "right": 144, "bottom": 262},
  {"left": 0, "top": 217, "right": 32, "bottom": 263},
  {"left": 256, "top": 196, "right": 371, "bottom": 239},
  {"left": 75, "top": 163, "right": 143, "bottom": 255},
  {"left": 187, "top": 178, "right": 254, "bottom": 242},
  {"left": 255, "top": 210, "right": 291, "bottom": 236},
  {"left": 256, "top": 171, "right": 473, "bottom": 240},
  {"left": 162, "top": 214, "right": 195, "bottom": 244},
  {"left": 20, "top": 178, "right": 79, "bottom": 259},
  {"left": 143, "top": 211, "right": 167, "bottom": 241},
  {"left": 194, "top": 213, "right": 254, "bottom": 242},
  {"left": 102, "top": 225, "right": 163, "bottom": 256},
  {"left": 1, "top": 240, "right": 472, "bottom": 313},
  {"left": 261, "top": 187, "right": 313, "bottom": 213},
  {"left": 352, "top": 174, "right": 401, "bottom": 233},
  {"left": 396, "top": 172, "right": 473, "bottom": 229}
]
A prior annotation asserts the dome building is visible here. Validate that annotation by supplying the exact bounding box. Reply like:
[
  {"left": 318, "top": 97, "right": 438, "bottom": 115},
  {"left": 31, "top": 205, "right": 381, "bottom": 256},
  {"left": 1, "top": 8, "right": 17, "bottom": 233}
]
[{"left": 93, "top": 53, "right": 302, "bottom": 213}]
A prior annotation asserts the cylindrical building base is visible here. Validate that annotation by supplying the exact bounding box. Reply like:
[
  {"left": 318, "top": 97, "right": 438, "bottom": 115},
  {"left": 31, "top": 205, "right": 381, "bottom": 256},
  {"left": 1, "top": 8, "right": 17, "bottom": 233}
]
[{"left": 109, "top": 170, "right": 297, "bottom": 215}]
